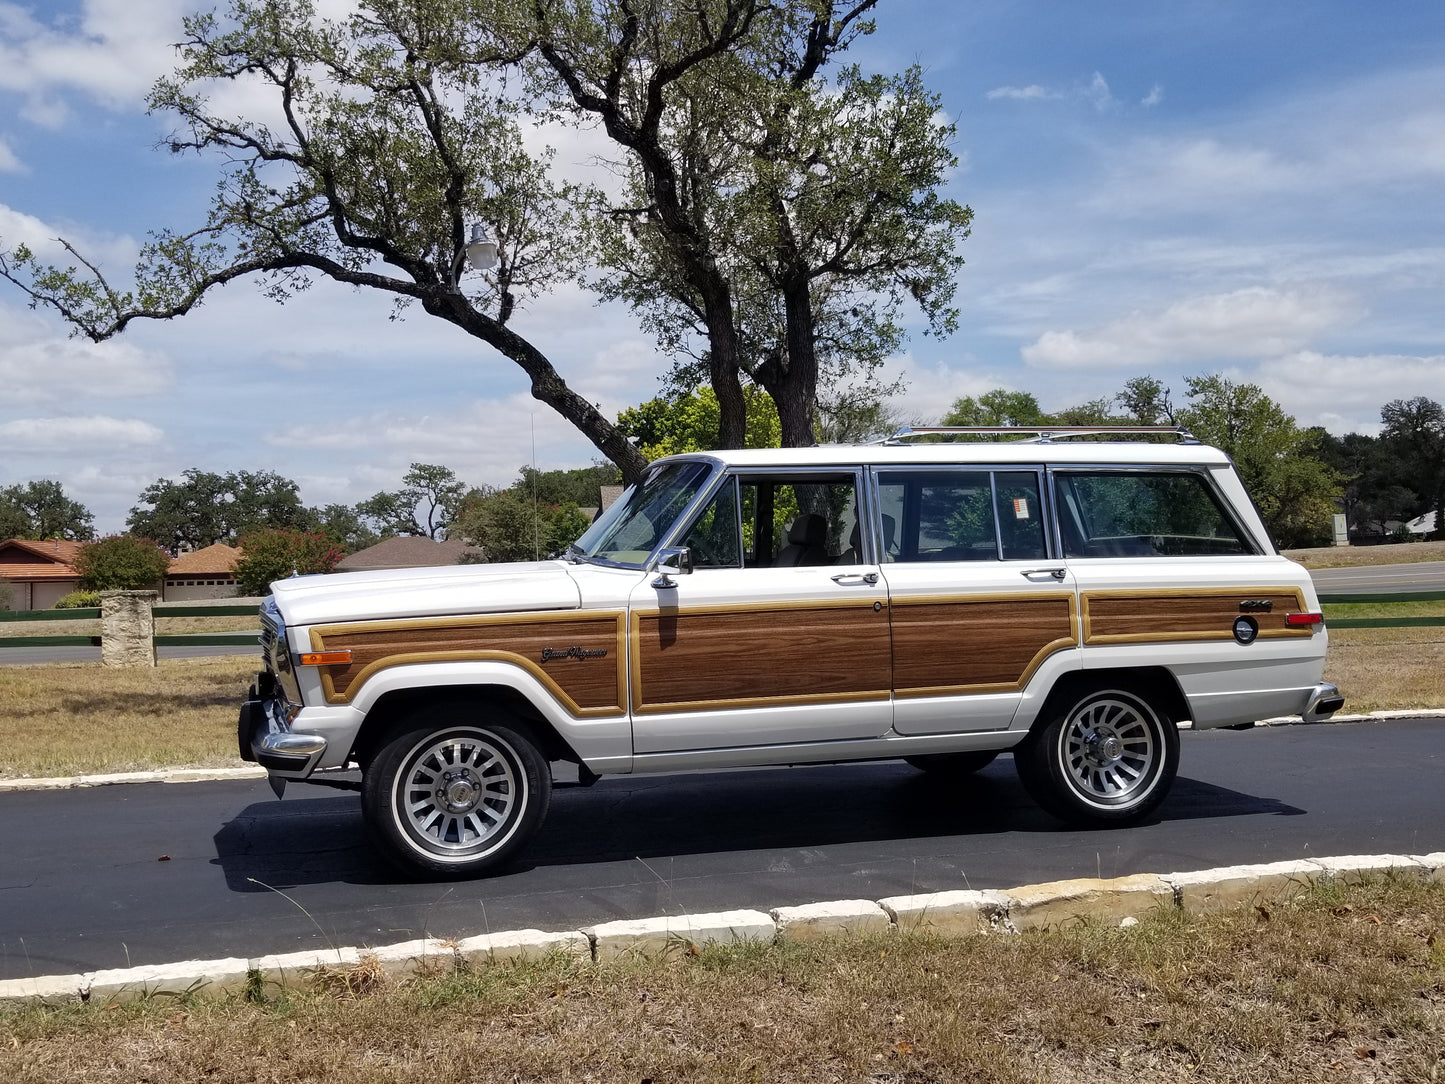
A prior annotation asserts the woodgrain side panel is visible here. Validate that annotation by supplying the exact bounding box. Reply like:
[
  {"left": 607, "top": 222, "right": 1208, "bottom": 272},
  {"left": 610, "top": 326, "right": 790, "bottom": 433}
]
[
  {"left": 632, "top": 601, "right": 892, "bottom": 714},
  {"left": 309, "top": 612, "right": 625, "bottom": 714},
  {"left": 890, "top": 593, "right": 1077, "bottom": 697},
  {"left": 1083, "top": 588, "right": 1311, "bottom": 644}
]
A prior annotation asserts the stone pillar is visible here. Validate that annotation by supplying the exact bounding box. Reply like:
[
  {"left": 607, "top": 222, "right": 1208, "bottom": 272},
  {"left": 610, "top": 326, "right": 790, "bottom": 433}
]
[{"left": 100, "top": 590, "right": 158, "bottom": 668}]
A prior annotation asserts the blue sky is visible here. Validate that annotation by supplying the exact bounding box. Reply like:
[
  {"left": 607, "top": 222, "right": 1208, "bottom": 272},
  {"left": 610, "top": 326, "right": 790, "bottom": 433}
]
[{"left": 2, "top": 0, "right": 1443, "bottom": 533}]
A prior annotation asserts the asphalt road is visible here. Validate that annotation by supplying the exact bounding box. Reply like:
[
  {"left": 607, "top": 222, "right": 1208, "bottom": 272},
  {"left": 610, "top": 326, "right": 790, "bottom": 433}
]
[
  {"left": 2, "top": 717, "right": 1442, "bottom": 981},
  {"left": 1310, "top": 560, "right": 1445, "bottom": 594}
]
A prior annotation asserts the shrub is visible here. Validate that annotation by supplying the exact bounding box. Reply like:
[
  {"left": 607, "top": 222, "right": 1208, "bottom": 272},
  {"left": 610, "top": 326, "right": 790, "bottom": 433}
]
[
  {"left": 72, "top": 535, "right": 171, "bottom": 591},
  {"left": 233, "top": 528, "right": 344, "bottom": 596},
  {"left": 53, "top": 590, "right": 102, "bottom": 609}
]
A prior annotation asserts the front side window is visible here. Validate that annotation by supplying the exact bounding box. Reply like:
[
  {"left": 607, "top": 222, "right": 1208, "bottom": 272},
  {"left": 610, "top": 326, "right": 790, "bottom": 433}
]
[
  {"left": 1055, "top": 471, "right": 1251, "bottom": 557},
  {"left": 877, "top": 470, "right": 1046, "bottom": 562},
  {"left": 675, "top": 472, "right": 861, "bottom": 568}
]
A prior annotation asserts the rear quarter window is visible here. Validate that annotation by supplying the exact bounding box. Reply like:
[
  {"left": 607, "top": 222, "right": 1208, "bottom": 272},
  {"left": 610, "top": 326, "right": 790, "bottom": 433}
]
[{"left": 1055, "top": 471, "right": 1252, "bottom": 558}]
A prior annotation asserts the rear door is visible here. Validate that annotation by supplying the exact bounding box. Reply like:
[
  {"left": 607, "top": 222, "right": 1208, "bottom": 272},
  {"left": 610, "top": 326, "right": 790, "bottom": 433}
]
[{"left": 876, "top": 467, "right": 1081, "bottom": 735}]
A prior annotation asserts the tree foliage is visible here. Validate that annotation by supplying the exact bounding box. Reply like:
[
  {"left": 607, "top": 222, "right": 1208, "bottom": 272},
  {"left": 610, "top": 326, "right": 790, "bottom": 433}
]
[
  {"left": 1175, "top": 375, "right": 1341, "bottom": 547},
  {"left": 72, "top": 535, "right": 172, "bottom": 591},
  {"left": 127, "top": 468, "right": 314, "bottom": 554},
  {"left": 455, "top": 488, "right": 590, "bottom": 563},
  {"left": 1380, "top": 396, "right": 1445, "bottom": 539},
  {"left": 530, "top": 0, "right": 967, "bottom": 447},
  {"left": 356, "top": 463, "right": 468, "bottom": 540},
  {"left": 0, "top": 480, "right": 96, "bottom": 541},
  {"left": 233, "top": 527, "right": 345, "bottom": 595},
  {"left": 617, "top": 384, "right": 780, "bottom": 459}
]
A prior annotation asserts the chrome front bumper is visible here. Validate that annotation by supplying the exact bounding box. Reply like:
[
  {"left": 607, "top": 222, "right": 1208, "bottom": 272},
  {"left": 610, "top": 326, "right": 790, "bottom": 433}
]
[
  {"left": 238, "top": 679, "right": 328, "bottom": 779},
  {"left": 1302, "top": 682, "right": 1345, "bottom": 723}
]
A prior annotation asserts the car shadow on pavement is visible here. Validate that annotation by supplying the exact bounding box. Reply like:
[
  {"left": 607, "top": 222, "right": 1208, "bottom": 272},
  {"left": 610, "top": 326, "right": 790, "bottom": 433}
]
[{"left": 211, "top": 758, "right": 1305, "bottom": 892}]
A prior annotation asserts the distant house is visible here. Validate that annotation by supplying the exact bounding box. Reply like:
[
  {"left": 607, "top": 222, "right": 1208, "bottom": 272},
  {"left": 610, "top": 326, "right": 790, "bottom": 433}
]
[
  {"left": 597, "top": 485, "right": 624, "bottom": 519},
  {"left": 336, "top": 536, "right": 482, "bottom": 572},
  {"left": 0, "top": 538, "right": 84, "bottom": 610},
  {"left": 165, "top": 543, "right": 241, "bottom": 601},
  {"left": 1403, "top": 510, "right": 1439, "bottom": 538}
]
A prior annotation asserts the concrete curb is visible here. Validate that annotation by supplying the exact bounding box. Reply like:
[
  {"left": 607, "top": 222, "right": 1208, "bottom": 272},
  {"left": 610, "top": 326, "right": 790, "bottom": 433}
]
[
  {"left": 4, "top": 850, "right": 1440, "bottom": 1007},
  {"left": 3, "top": 709, "right": 1442, "bottom": 794}
]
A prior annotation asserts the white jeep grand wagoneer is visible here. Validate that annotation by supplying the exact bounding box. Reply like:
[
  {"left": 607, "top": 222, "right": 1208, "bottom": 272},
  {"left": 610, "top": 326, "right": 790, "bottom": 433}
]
[{"left": 239, "top": 429, "right": 1342, "bottom": 877}]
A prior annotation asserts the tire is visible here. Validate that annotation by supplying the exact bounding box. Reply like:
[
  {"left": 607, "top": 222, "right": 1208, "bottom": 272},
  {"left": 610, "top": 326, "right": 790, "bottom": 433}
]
[
  {"left": 1015, "top": 683, "right": 1178, "bottom": 824},
  {"left": 361, "top": 705, "right": 552, "bottom": 878},
  {"left": 904, "top": 750, "right": 1000, "bottom": 776}
]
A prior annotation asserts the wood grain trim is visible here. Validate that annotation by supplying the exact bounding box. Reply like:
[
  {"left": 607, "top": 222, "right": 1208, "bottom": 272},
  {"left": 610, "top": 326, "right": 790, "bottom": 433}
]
[
  {"left": 307, "top": 610, "right": 627, "bottom": 715},
  {"left": 890, "top": 590, "right": 1078, "bottom": 699},
  {"left": 630, "top": 599, "right": 892, "bottom": 715},
  {"left": 1081, "top": 587, "right": 1312, "bottom": 645}
]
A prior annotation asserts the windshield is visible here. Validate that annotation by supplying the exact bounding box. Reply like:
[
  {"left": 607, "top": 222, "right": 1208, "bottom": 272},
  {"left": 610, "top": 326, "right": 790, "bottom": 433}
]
[{"left": 571, "top": 460, "right": 714, "bottom": 567}]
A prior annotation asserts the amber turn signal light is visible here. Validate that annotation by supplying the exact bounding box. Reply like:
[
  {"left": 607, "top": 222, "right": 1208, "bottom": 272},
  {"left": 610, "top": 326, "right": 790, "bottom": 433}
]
[{"left": 300, "top": 650, "right": 354, "bottom": 666}]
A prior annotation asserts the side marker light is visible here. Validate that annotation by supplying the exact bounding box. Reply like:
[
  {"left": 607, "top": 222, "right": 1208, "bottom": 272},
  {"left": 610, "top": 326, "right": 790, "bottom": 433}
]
[
  {"left": 300, "top": 650, "right": 353, "bottom": 666},
  {"left": 1285, "top": 612, "right": 1324, "bottom": 627}
]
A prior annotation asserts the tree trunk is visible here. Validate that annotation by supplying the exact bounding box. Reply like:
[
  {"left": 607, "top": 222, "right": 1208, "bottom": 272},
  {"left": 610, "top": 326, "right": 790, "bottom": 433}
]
[
  {"left": 700, "top": 276, "right": 748, "bottom": 448},
  {"left": 757, "top": 275, "right": 818, "bottom": 448},
  {"left": 438, "top": 298, "right": 650, "bottom": 484}
]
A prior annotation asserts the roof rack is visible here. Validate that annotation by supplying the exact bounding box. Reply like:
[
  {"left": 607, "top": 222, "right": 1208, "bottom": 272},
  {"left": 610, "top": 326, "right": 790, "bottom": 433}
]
[{"left": 875, "top": 425, "right": 1200, "bottom": 445}]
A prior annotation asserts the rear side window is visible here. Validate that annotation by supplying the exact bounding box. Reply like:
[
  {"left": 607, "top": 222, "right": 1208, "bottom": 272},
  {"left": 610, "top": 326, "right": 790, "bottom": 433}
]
[
  {"left": 876, "top": 470, "right": 1047, "bottom": 562},
  {"left": 1055, "top": 471, "right": 1251, "bottom": 558}
]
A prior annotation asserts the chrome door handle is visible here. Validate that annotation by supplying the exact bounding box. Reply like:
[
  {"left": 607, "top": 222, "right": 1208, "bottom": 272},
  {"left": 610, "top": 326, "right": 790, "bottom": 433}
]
[
  {"left": 1021, "top": 567, "right": 1067, "bottom": 581},
  {"left": 831, "top": 572, "right": 880, "bottom": 585}
]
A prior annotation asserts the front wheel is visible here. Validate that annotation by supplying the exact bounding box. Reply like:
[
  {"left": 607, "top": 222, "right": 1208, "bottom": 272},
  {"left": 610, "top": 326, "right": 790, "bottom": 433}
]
[
  {"left": 1015, "top": 684, "right": 1178, "bottom": 824},
  {"left": 362, "top": 707, "right": 552, "bottom": 878}
]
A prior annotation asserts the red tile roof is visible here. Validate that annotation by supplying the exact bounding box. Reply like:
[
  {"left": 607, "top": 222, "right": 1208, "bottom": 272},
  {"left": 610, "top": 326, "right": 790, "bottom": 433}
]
[
  {"left": 0, "top": 539, "right": 84, "bottom": 582},
  {"left": 168, "top": 543, "right": 240, "bottom": 576}
]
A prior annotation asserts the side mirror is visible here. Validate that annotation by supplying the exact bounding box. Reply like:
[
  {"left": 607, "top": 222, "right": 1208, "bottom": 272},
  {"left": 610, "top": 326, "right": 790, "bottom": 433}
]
[{"left": 651, "top": 547, "right": 693, "bottom": 588}]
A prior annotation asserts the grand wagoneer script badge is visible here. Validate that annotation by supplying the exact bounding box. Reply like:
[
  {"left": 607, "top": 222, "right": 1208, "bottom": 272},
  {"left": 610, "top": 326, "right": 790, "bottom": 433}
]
[{"left": 541, "top": 646, "right": 609, "bottom": 662}]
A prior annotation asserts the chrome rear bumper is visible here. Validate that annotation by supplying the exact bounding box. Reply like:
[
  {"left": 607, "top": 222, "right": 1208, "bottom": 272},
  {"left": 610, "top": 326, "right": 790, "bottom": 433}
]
[{"left": 1302, "top": 682, "right": 1345, "bottom": 723}]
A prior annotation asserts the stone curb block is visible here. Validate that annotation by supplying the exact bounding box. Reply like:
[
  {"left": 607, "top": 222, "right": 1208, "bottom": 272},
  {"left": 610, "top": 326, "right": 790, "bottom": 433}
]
[
  {"left": 771, "top": 900, "right": 891, "bottom": 942},
  {"left": 1163, "top": 859, "right": 1322, "bottom": 914},
  {"left": 878, "top": 890, "right": 1012, "bottom": 935},
  {"left": 88, "top": 958, "right": 255, "bottom": 1004},
  {"left": 366, "top": 938, "right": 457, "bottom": 978},
  {"left": 0, "top": 766, "right": 267, "bottom": 792},
  {"left": 1310, "top": 854, "right": 1429, "bottom": 883},
  {"left": 454, "top": 929, "right": 592, "bottom": 968},
  {"left": 249, "top": 947, "right": 361, "bottom": 995},
  {"left": 1418, "top": 853, "right": 1445, "bottom": 884},
  {"left": 586, "top": 910, "right": 775, "bottom": 962},
  {"left": 1005, "top": 874, "right": 1174, "bottom": 931},
  {"left": 0, "top": 974, "right": 87, "bottom": 1007}
]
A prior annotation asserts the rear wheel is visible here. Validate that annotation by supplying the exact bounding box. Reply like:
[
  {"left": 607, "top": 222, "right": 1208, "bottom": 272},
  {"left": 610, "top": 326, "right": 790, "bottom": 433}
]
[
  {"left": 904, "top": 750, "right": 1000, "bottom": 777},
  {"left": 1016, "top": 683, "right": 1178, "bottom": 824},
  {"left": 361, "top": 705, "right": 551, "bottom": 878}
]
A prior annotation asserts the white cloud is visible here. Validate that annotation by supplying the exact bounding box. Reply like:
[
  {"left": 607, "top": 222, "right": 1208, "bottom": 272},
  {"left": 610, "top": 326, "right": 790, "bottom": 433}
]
[
  {"left": 0, "top": 414, "right": 163, "bottom": 448},
  {"left": 0, "top": 305, "right": 173, "bottom": 405},
  {"left": 0, "top": 0, "right": 194, "bottom": 121},
  {"left": 986, "top": 84, "right": 1053, "bottom": 102},
  {"left": 1085, "top": 71, "right": 1114, "bottom": 111},
  {"left": 1141, "top": 84, "right": 1164, "bottom": 108},
  {"left": 1021, "top": 286, "right": 1356, "bottom": 370},
  {"left": 0, "top": 135, "right": 21, "bottom": 172},
  {"left": 1254, "top": 350, "right": 1445, "bottom": 431}
]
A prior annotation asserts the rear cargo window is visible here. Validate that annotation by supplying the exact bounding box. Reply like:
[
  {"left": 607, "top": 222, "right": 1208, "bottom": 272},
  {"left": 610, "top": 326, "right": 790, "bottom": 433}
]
[{"left": 1055, "top": 471, "right": 1251, "bottom": 557}]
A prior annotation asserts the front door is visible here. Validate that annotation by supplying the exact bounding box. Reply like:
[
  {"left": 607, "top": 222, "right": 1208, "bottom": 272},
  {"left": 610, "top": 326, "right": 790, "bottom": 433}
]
[{"left": 628, "top": 470, "right": 894, "bottom": 754}]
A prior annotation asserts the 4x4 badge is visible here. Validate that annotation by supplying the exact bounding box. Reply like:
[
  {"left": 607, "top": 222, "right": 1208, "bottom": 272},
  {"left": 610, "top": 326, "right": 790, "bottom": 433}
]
[{"left": 1238, "top": 599, "right": 1273, "bottom": 612}]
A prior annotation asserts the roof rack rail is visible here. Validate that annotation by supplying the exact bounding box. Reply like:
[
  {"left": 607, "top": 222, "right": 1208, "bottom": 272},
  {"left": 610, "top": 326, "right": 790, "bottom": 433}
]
[{"left": 874, "top": 425, "right": 1199, "bottom": 445}]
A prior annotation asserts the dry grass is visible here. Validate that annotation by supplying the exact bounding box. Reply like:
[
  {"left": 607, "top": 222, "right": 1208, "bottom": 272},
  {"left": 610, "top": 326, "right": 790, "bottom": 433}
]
[
  {"left": 3, "top": 877, "right": 1444, "bottom": 1083},
  {"left": 1323, "top": 628, "right": 1445, "bottom": 713},
  {"left": 0, "top": 657, "right": 254, "bottom": 778},
  {"left": 1284, "top": 540, "right": 1445, "bottom": 569}
]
